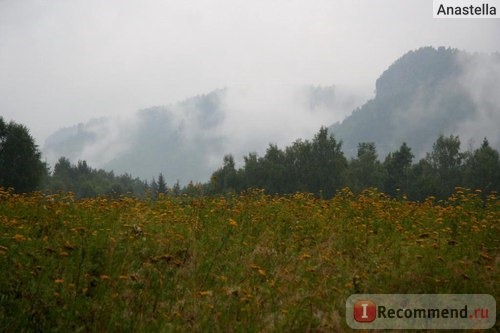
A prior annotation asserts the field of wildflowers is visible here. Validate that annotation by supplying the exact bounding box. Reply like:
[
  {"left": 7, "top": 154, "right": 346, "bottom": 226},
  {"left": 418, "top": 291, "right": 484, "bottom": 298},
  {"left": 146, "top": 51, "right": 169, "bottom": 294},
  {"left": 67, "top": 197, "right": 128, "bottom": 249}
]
[{"left": 0, "top": 187, "right": 498, "bottom": 331}]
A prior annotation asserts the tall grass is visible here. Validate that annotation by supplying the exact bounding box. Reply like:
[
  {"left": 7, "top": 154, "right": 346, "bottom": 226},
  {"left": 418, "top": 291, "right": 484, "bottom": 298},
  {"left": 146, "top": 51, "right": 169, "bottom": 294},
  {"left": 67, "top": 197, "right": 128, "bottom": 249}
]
[{"left": 0, "top": 187, "right": 498, "bottom": 332}]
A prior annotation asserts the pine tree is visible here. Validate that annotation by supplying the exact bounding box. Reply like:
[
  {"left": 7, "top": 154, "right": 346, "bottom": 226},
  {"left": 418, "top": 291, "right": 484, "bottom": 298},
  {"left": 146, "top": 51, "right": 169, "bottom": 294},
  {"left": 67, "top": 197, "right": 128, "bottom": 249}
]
[
  {"left": 172, "top": 180, "right": 181, "bottom": 196},
  {"left": 157, "top": 172, "right": 167, "bottom": 195}
]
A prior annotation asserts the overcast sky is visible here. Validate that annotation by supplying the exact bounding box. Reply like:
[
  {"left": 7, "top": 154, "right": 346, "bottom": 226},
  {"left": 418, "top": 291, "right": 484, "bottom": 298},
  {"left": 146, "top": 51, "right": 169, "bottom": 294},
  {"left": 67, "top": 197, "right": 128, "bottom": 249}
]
[{"left": 1, "top": 0, "right": 499, "bottom": 145}]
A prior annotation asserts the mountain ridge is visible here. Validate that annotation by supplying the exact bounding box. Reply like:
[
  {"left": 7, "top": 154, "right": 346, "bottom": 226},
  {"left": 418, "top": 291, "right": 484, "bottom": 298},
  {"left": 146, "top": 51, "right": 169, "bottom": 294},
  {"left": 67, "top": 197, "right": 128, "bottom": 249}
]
[{"left": 329, "top": 46, "right": 500, "bottom": 159}]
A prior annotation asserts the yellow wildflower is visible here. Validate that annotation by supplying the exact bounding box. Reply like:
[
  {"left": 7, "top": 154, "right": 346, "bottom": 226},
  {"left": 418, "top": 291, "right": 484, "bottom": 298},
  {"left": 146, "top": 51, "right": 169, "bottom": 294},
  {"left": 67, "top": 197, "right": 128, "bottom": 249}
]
[
  {"left": 229, "top": 218, "right": 238, "bottom": 227},
  {"left": 12, "top": 234, "right": 26, "bottom": 242}
]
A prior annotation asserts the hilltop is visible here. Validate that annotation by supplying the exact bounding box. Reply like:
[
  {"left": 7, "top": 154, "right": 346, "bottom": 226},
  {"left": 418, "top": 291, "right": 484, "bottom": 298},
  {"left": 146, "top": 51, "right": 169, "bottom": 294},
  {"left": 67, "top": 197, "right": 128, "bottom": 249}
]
[{"left": 329, "top": 47, "right": 500, "bottom": 158}]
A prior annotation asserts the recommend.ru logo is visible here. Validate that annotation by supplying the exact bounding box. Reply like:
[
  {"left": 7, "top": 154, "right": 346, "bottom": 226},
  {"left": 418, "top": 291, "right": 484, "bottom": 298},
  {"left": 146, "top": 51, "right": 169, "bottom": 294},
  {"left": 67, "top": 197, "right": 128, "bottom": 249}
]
[{"left": 346, "top": 294, "right": 496, "bottom": 330}]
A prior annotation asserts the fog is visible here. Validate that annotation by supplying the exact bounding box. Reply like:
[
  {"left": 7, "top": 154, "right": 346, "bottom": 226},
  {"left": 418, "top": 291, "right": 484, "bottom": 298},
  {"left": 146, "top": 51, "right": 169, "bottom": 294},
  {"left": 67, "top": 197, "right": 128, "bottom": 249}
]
[
  {"left": 1, "top": 0, "right": 499, "bottom": 181},
  {"left": 392, "top": 50, "right": 500, "bottom": 159},
  {"left": 42, "top": 84, "right": 365, "bottom": 183},
  {"left": 219, "top": 83, "right": 359, "bottom": 156},
  {"left": 457, "top": 53, "right": 500, "bottom": 150}
]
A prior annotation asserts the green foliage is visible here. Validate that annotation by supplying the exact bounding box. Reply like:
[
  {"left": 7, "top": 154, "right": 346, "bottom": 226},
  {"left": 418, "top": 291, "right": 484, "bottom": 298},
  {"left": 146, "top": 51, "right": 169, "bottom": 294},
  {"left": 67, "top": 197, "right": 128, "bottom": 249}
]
[
  {"left": 211, "top": 155, "right": 238, "bottom": 193},
  {"left": 409, "top": 159, "right": 438, "bottom": 201},
  {"left": 0, "top": 117, "right": 46, "bottom": 193},
  {"left": 348, "top": 142, "right": 385, "bottom": 193},
  {"left": 209, "top": 128, "right": 499, "bottom": 201},
  {"left": 157, "top": 173, "right": 167, "bottom": 195},
  {"left": 46, "top": 157, "right": 147, "bottom": 198},
  {"left": 426, "top": 135, "right": 464, "bottom": 198},
  {"left": 42, "top": 128, "right": 499, "bottom": 202},
  {"left": 209, "top": 127, "right": 347, "bottom": 197},
  {"left": 383, "top": 142, "right": 414, "bottom": 196},
  {"left": 463, "top": 139, "right": 500, "bottom": 193}
]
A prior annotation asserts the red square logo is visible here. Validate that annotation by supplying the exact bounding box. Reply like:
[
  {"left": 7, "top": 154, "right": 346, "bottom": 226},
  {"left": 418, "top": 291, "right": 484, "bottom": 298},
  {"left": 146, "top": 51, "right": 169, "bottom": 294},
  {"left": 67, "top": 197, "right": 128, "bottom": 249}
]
[{"left": 354, "top": 300, "right": 376, "bottom": 322}]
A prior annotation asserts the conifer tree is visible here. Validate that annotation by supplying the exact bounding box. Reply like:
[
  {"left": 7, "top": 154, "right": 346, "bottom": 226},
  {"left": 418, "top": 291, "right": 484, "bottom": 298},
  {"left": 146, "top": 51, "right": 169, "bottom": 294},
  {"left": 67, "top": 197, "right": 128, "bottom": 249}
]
[{"left": 157, "top": 172, "right": 167, "bottom": 195}]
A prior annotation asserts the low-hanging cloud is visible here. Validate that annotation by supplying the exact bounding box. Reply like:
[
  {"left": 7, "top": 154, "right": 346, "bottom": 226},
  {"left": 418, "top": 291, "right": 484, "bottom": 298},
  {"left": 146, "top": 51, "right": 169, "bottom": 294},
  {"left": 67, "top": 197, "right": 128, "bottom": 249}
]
[
  {"left": 76, "top": 116, "right": 139, "bottom": 167},
  {"left": 219, "top": 83, "right": 365, "bottom": 161},
  {"left": 43, "top": 84, "right": 366, "bottom": 184},
  {"left": 43, "top": 114, "right": 139, "bottom": 168},
  {"left": 457, "top": 52, "right": 500, "bottom": 149}
]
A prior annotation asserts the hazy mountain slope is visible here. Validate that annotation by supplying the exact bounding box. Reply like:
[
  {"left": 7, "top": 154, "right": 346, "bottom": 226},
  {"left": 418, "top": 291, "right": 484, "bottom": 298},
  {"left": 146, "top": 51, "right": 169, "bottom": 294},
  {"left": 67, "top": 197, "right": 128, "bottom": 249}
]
[
  {"left": 329, "top": 47, "right": 500, "bottom": 159},
  {"left": 43, "top": 89, "right": 228, "bottom": 184},
  {"left": 43, "top": 85, "right": 361, "bottom": 183},
  {"left": 104, "top": 90, "right": 228, "bottom": 183}
]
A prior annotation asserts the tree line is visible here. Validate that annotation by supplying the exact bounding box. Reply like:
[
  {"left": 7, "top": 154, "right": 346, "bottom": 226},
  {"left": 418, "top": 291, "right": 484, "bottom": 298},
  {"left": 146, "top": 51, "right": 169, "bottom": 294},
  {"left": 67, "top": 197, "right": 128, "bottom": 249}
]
[
  {"left": 46, "top": 157, "right": 149, "bottom": 198},
  {"left": 208, "top": 127, "right": 499, "bottom": 201},
  {"left": 1, "top": 117, "right": 498, "bottom": 201}
]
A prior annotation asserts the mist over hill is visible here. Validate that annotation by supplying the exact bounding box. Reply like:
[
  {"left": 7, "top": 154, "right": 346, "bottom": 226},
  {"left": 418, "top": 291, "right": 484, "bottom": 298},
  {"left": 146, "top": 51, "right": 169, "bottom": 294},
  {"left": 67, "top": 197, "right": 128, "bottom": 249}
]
[
  {"left": 329, "top": 47, "right": 500, "bottom": 159},
  {"left": 43, "top": 85, "right": 364, "bottom": 184},
  {"left": 43, "top": 47, "right": 500, "bottom": 184}
]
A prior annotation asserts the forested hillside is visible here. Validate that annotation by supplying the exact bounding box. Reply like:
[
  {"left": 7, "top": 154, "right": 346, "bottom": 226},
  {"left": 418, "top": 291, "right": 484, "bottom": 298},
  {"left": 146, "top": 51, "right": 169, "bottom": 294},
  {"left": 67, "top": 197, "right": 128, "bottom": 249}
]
[{"left": 329, "top": 47, "right": 500, "bottom": 158}]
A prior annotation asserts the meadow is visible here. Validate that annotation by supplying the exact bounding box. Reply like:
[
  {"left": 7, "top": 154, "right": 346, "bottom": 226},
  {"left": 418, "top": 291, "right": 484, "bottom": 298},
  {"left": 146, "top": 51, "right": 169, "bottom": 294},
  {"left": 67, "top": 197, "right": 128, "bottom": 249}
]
[{"left": 0, "top": 187, "right": 498, "bottom": 332}]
